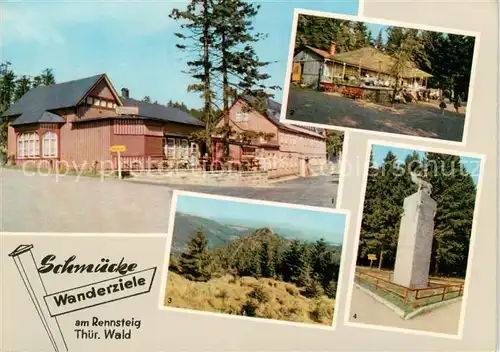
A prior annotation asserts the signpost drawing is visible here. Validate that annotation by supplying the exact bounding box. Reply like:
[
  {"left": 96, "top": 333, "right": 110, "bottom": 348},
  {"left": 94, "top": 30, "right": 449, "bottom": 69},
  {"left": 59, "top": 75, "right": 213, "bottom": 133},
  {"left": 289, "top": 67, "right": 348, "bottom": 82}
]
[
  {"left": 367, "top": 254, "right": 377, "bottom": 269},
  {"left": 110, "top": 145, "right": 127, "bottom": 179},
  {"left": 9, "top": 245, "right": 69, "bottom": 352}
]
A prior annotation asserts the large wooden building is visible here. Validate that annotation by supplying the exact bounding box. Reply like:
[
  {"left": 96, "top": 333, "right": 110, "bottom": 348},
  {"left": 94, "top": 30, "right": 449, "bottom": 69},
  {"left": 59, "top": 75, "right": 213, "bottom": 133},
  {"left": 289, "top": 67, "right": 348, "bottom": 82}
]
[
  {"left": 3, "top": 74, "right": 204, "bottom": 170},
  {"left": 212, "top": 95, "right": 327, "bottom": 177},
  {"left": 293, "top": 43, "right": 432, "bottom": 89}
]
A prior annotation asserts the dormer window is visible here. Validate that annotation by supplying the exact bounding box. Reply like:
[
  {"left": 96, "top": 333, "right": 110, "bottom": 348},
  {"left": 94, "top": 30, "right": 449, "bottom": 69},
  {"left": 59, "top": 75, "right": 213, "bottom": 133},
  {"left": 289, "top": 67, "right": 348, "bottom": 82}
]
[
  {"left": 106, "top": 101, "right": 113, "bottom": 108},
  {"left": 93, "top": 98, "right": 100, "bottom": 106},
  {"left": 86, "top": 97, "right": 93, "bottom": 105},
  {"left": 113, "top": 103, "right": 117, "bottom": 109},
  {"left": 100, "top": 100, "right": 106, "bottom": 107}
]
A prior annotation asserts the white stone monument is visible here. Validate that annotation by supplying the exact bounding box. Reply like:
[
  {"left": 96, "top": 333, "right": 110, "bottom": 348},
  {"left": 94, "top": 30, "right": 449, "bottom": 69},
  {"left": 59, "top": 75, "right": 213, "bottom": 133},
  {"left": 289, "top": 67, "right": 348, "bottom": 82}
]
[{"left": 393, "top": 172, "right": 437, "bottom": 289}]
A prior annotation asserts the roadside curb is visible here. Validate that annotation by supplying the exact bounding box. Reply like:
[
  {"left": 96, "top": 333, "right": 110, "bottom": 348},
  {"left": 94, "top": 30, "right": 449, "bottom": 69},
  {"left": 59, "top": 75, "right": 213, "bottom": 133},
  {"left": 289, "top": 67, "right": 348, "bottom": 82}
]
[
  {"left": 124, "top": 177, "right": 273, "bottom": 189},
  {"left": 404, "top": 296, "right": 462, "bottom": 320}
]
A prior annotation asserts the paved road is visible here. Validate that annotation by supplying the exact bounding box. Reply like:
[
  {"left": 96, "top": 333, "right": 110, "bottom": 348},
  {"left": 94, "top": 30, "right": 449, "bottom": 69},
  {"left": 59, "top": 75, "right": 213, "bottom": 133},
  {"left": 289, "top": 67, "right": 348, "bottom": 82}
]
[
  {"left": 349, "top": 285, "right": 462, "bottom": 335},
  {"left": 285, "top": 87, "right": 465, "bottom": 142},
  {"left": 1, "top": 168, "right": 338, "bottom": 233},
  {"left": 160, "top": 175, "right": 338, "bottom": 208}
]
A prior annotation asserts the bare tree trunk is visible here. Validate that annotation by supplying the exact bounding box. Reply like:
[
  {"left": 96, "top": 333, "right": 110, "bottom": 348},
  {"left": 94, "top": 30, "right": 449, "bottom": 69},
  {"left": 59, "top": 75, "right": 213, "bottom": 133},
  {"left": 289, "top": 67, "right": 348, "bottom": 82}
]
[
  {"left": 221, "top": 30, "right": 230, "bottom": 162},
  {"left": 392, "top": 76, "right": 400, "bottom": 104},
  {"left": 202, "top": 0, "right": 213, "bottom": 161},
  {"left": 378, "top": 249, "right": 384, "bottom": 271}
]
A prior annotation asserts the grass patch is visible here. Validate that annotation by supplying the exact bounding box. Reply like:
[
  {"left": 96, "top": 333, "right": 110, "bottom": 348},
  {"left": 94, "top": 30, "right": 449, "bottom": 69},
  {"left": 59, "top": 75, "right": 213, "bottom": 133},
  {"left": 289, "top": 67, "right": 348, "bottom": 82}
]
[
  {"left": 355, "top": 268, "right": 464, "bottom": 314},
  {"left": 165, "top": 271, "right": 335, "bottom": 325}
]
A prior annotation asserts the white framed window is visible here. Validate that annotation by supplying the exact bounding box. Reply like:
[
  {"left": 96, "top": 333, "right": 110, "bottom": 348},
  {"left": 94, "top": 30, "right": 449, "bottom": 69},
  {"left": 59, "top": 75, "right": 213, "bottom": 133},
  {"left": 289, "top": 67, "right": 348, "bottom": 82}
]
[
  {"left": 175, "top": 139, "right": 181, "bottom": 159},
  {"left": 180, "top": 139, "right": 188, "bottom": 158},
  {"left": 166, "top": 138, "right": 175, "bottom": 159},
  {"left": 190, "top": 142, "right": 199, "bottom": 156},
  {"left": 17, "top": 132, "right": 40, "bottom": 158},
  {"left": 164, "top": 137, "right": 191, "bottom": 159},
  {"left": 86, "top": 97, "right": 93, "bottom": 105},
  {"left": 113, "top": 103, "right": 117, "bottom": 109},
  {"left": 93, "top": 98, "right": 100, "bottom": 106},
  {"left": 235, "top": 111, "right": 248, "bottom": 122},
  {"left": 100, "top": 99, "right": 107, "bottom": 107},
  {"left": 17, "top": 135, "right": 25, "bottom": 158},
  {"left": 242, "top": 146, "right": 256, "bottom": 156},
  {"left": 42, "top": 131, "right": 58, "bottom": 158},
  {"left": 107, "top": 101, "right": 113, "bottom": 108}
]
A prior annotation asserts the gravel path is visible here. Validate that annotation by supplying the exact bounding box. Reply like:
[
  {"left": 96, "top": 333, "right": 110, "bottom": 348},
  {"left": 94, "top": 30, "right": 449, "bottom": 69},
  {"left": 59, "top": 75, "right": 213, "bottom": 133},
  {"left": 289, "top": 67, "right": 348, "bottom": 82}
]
[{"left": 285, "top": 87, "right": 466, "bottom": 142}]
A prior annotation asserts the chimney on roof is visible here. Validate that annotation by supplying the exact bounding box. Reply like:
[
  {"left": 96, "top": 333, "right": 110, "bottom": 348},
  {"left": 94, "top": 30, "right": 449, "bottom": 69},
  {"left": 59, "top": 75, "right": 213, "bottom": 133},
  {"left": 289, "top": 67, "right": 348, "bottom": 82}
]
[
  {"left": 121, "top": 88, "right": 129, "bottom": 99},
  {"left": 328, "top": 42, "right": 336, "bottom": 57}
]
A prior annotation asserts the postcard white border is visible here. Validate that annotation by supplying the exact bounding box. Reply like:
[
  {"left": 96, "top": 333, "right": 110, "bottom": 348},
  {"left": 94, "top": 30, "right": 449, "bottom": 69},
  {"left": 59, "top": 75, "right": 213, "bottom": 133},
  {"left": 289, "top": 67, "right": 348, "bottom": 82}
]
[
  {"left": 157, "top": 190, "right": 351, "bottom": 331},
  {"left": 334, "top": 130, "right": 351, "bottom": 208},
  {"left": 0, "top": 232, "right": 167, "bottom": 238},
  {"left": 279, "top": 8, "right": 481, "bottom": 146},
  {"left": 342, "top": 139, "right": 486, "bottom": 339}
]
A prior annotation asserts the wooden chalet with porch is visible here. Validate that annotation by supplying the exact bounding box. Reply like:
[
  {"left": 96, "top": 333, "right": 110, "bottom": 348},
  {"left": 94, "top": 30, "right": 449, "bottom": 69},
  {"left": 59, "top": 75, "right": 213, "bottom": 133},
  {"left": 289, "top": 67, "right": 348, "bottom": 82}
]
[
  {"left": 3, "top": 74, "right": 204, "bottom": 170},
  {"left": 293, "top": 43, "right": 432, "bottom": 90}
]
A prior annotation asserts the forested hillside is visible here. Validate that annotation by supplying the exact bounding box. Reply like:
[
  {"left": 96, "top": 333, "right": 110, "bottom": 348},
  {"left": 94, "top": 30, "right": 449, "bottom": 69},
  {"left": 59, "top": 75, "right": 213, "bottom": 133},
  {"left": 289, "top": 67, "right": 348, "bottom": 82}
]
[{"left": 165, "top": 227, "right": 343, "bottom": 325}]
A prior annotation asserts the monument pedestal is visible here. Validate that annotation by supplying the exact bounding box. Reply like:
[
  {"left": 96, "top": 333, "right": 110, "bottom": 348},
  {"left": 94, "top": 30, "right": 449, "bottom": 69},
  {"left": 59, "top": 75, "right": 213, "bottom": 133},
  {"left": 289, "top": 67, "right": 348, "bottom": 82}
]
[{"left": 393, "top": 190, "right": 437, "bottom": 289}]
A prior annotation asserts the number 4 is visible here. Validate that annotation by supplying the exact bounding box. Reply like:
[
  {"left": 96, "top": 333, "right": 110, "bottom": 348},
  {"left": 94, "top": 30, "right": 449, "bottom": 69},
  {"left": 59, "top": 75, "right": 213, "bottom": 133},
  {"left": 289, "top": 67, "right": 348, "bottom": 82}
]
[{"left": 352, "top": 313, "right": 357, "bottom": 319}]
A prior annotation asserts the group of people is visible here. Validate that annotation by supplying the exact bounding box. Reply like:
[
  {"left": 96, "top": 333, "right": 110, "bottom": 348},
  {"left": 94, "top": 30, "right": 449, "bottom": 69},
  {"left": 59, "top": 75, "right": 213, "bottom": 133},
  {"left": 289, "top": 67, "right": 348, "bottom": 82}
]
[{"left": 439, "top": 96, "right": 463, "bottom": 114}]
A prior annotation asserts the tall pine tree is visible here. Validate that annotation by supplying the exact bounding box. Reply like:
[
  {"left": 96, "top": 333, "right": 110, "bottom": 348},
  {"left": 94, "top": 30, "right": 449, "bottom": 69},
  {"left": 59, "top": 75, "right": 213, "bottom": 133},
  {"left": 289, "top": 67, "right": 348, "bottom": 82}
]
[
  {"left": 178, "top": 228, "right": 212, "bottom": 281},
  {"left": 282, "top": 240, "right": 308, "bottom": 284},
  {"left": 14, "top": 75, "right": 31, "bottom": 101},
  {"left": 171, "top": 0, "right": 218, "bottom": 158},
  {"left": 211, "top": 0, "right": 275, "bottom": 161},
  {"left": 260, "top": 239, "right": 276, "bottom": 278},
  {"left": 423, "top": 153, "right": 477, "bottom": 277}
]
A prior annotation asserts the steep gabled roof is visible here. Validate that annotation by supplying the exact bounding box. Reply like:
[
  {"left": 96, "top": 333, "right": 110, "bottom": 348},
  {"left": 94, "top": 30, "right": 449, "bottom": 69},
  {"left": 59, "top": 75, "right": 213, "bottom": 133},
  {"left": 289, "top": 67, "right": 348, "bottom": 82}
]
[
  {"left": 11, "top": 110, "right": 65, "bottom": 126},
  {"left": 122, "top": 98, "right": 205, "bottom": 127},
  {"left": 3, "top": 74, "right": 110, "bottom": 117},
  {"left": 241, "top": 95, "right": 325, "bottom": 139},
  {"left": 304, "top": 46, "right": 333, "bottom": 60}
]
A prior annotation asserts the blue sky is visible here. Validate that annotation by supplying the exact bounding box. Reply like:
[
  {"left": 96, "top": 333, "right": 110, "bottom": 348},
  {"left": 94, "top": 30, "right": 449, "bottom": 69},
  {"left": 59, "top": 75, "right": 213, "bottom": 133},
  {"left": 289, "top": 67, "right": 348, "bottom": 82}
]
[
  {"left": 365, "top": 23, "right": 389, "bottom": 42},
  {"left": 176, "top": 194, "right": 347, "bottom": 244},
  {"left": 3, "top": 0, "right": 358, "bottom": 109},
  {"left": 372, "top": 145, "right": 481, "bottom": 186}
]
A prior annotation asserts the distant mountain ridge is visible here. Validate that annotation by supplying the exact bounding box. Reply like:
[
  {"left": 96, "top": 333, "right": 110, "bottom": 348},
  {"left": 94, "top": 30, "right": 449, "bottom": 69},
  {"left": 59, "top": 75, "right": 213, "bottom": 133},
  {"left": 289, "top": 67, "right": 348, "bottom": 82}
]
[
  {"left": 172, "top": 213, "right": 343, "bottom": 256},
  {"left": 171, "top": 213, "right": 255, "bottom": 254},
  {"left": 199, "top": 216, "right": 343, "bottom": 246}
]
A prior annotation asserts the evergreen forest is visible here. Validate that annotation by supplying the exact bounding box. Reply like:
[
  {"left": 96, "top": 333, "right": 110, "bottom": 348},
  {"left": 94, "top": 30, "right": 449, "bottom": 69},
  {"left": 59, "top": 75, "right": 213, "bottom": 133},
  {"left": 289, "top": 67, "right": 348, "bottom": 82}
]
[
  {"left": 165, "top": 225, "right": 343, "bottom": 325},
  {"left": 358, "top": 149, "right": 478, "bottom": 278}
]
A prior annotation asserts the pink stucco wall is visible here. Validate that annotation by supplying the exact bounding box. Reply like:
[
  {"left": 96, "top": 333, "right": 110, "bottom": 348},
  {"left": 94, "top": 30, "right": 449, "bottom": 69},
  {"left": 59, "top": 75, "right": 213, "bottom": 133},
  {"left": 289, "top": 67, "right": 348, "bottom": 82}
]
[
  {"left": 214, "top": 99, "right": 327, "bottom": 174},
  {"left": 278, "top": 129, "right": 326, "bottom": 157}
]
